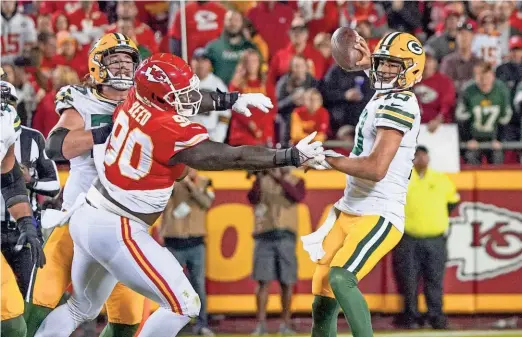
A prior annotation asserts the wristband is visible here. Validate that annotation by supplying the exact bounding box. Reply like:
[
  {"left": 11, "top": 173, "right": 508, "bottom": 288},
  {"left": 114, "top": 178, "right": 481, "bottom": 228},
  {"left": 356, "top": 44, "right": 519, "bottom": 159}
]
[
  {"left": 210, "top": 89, "right": 239, "bottom": 111},
  {"left": 273, "top": 148, "right": 300, "bottom": 167}
]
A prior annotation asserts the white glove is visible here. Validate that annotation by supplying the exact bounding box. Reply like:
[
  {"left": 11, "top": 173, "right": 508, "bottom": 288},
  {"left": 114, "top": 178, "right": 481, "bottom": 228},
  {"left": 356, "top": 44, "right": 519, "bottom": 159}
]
[
  {"left": 302, "top": 149, "right": 345, "bottom": 170},
  {"left": 232, "top": 93, "right": 273, "bottom": 117},
  {"left": 295, "top": 132, "right": 325, "bottom": 165}
]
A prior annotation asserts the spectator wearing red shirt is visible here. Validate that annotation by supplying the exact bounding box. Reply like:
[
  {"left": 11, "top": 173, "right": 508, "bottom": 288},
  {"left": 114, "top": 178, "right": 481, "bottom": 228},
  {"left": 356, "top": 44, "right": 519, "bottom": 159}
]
[
  {"left": 106, "top": 1, "right": 159, "bottom": 56},
  {"left": 246, "top": 1, "right": 294, "bottom": 61},
  {"left": 266, "top": 17, "right": 325, "bottom": 100},
  {"left": 313, "top": 33, "right": 334, "bottom": 74},
  {"left": 339, "top": 1, "right": 388, "bottom": 38},
  {"left": 53, "top": 32, "right": 88, "bottom": 79},
  {"left": 298, "top": 0, "right": 339, "bottom": 40},
  {"left": 37, "top": 32, "right": 57, "bottom": 81},
  {"left": 40, "top": 1, "right": 83, "bottom": 15},
  {"left": 67, "top": 1, "right": 108, "bottom": 46},
  {"left": 510, "top": 4, "right": 522, "bottom": 36},
  {"left": 228, "top": 49, "right": 275, "bottom": 147},
  {"left": 290, "top": 88, "right": 330, "bottom": 145},
  {"left": 169, "top": 1, "right": 226, "bottom": 63},
  {"left": 52, "top": 11, "right": 69, "bottom": 33},
  {"left": 413, "top": 47, "right": 456, "bottom": 133},
  {"left": 33, "top": 65, "right": 80, "bottom": 137},
  {"left": 134, "top": 1, "right": 170, "bottom": 34}
]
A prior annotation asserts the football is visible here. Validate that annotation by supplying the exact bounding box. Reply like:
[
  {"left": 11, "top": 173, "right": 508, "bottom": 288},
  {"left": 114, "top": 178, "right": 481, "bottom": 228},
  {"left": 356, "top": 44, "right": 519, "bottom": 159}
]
[{"left": 331, "top": 27, "right": 364, "bottom": 72}]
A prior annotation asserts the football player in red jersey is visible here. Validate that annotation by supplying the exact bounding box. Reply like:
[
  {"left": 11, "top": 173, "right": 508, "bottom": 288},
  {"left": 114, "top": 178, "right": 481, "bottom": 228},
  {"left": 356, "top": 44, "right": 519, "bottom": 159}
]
[{"left": 34, "top": 54, "right": 324, "bottom": 337}]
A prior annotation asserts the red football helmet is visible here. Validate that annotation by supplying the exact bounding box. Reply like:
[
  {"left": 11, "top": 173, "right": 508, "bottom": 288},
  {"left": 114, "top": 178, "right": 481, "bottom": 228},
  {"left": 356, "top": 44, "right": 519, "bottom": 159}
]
[{"left": 134, "top": 53, "right": 202, "bottom": 116}]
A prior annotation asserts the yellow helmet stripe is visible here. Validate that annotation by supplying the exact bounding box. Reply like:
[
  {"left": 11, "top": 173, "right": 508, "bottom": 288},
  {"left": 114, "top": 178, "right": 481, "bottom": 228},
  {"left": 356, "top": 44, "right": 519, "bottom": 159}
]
[{"left": 379, "top": 32, "right": 401, "bottom": 52}]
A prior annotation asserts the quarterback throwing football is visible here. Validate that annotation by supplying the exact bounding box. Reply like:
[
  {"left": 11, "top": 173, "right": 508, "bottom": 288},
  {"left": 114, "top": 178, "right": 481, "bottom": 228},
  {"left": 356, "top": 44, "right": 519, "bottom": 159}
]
[{"left": 302, "top": 32, "right": 425, "bottom": 337}]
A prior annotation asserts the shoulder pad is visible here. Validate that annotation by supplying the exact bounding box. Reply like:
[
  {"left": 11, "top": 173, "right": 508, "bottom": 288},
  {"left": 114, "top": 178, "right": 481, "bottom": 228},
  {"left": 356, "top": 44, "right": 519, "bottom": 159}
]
[{"left": 55, "top": 85, "right": 90, "bottom": 114}]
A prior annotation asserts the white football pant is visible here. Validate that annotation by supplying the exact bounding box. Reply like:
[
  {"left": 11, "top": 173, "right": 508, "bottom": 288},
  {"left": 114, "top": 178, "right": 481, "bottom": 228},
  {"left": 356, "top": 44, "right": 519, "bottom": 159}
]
[{"left": 35, "top": 202, "right": 200, "bottom": 337}]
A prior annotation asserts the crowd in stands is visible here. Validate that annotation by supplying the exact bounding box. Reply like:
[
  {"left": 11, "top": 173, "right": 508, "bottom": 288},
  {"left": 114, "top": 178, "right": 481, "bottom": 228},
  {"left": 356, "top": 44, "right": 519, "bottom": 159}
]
[{"left": 2, "top": 0, "right": 522, "bottom": 164}]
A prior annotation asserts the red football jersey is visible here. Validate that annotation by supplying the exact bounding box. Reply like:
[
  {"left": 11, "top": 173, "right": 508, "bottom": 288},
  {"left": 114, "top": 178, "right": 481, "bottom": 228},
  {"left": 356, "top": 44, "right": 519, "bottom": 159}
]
[
  {"left": 99, "top": 88, "right": 209, "bottom": 213},
  {"left": 168, "top": 1, "right": 226, "bottom": 62}
]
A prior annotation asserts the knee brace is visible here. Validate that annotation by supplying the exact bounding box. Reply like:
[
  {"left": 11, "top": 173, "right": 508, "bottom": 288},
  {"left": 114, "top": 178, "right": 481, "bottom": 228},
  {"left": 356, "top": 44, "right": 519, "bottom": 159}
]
[{"left": 175, "top": 276, "right": 201, "bottom": 318}]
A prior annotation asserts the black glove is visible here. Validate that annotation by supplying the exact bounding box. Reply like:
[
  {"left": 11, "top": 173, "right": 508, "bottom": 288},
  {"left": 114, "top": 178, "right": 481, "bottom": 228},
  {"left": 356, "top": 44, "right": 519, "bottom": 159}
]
[{"left": 15, "top": 216, "right": 46, "bottom": 268}]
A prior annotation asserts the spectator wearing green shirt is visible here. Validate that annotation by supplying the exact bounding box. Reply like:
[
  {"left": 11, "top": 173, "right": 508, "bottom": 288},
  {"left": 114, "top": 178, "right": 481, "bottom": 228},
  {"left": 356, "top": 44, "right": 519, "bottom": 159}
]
[
  {"left": 455, "top": 61, "right": 512, "bottom": 165},
  {"left": 205, "top": 9, "right": 259, "bottom": 85}
]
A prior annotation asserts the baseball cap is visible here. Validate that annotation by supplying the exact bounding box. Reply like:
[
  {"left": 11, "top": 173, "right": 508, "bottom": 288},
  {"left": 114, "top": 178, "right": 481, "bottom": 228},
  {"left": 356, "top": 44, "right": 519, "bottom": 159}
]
[
  {"left": 509, "top": 35, "right": 522, "bottom": 50},
  {"left": 192, "top": 48, "right": 209, "bottom": 60}
]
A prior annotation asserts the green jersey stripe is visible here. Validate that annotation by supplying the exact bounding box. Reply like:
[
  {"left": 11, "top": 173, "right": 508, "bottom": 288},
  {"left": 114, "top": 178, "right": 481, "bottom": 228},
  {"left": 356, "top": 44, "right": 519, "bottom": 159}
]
[
  {"left": 379, "top": 105, "right": 416, "bottom": 119},
  {"left": 376, "top": 113, "right": 413, "bottom": 129}
]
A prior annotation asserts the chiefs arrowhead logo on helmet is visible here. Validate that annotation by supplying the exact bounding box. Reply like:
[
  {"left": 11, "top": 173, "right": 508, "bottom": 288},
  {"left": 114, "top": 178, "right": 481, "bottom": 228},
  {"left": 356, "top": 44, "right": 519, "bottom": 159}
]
[{"left": 144, "top": 65, "right": 170, "bottom": 84}]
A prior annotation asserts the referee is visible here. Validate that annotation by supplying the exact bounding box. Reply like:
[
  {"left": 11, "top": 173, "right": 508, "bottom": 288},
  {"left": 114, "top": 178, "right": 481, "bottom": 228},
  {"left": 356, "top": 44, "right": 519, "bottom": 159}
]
[
  {"left": 393, "top": 146, "right": 460, "bottom": 330},
  {"left": 0, "top": 90, "right": 60, "bottom": 299}
]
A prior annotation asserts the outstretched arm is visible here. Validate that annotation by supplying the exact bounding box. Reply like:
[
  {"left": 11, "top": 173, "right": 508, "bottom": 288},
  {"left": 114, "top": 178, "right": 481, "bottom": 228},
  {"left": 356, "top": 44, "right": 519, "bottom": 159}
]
[
  {"left": 169, "top": 140, "right": 297, "bottom": 171},
  {"left": 326, "top": 127, "right": 403, "bottom": 182},
  {"left": 169, "top": 131, "right": 324, "bottom": 171}
]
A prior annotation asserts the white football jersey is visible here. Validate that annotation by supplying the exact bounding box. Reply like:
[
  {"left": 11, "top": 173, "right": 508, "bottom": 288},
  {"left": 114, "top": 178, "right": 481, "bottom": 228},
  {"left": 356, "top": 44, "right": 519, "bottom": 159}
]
[
  {"left": 0, "top": 104, "right": 21, "bottom": 162},
  {"left": 55, "top": 85, "right": 118, "bottom": 210},
  {"left": 1, "top": 13, "right": 37, "bottom": 64},
  {"left": 334, "top": 90, "right": 421, "bottom": 232},
  {"left": 471, "top": 33, "right": 502, "bottom": 69}
]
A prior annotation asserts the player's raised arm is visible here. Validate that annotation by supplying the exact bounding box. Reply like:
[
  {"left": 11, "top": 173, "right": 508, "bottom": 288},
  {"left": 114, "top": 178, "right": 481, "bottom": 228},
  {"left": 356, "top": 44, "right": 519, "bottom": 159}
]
[{"left": 169, "top": 133, "right": 323, "bottom": 171}]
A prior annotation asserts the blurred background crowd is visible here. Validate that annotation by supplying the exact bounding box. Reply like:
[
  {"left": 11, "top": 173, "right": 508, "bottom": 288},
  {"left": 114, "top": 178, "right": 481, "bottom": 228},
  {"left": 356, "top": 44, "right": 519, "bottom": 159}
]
[{"left": 2, "top": 0, "right": 522, "bottom": 164}]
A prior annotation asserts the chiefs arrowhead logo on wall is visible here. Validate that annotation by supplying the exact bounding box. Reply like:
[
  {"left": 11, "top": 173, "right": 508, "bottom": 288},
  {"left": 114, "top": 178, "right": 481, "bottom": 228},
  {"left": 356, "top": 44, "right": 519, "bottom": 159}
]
[{"left": 448, "top": 202, "right": 522, "bottom": 281}]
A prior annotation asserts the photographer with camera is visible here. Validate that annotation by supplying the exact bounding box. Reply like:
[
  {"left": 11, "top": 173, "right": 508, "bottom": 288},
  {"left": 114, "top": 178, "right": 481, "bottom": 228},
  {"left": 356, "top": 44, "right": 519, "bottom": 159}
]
[{"left": 248, "top": 168, "right": 306, "bottom": 335}]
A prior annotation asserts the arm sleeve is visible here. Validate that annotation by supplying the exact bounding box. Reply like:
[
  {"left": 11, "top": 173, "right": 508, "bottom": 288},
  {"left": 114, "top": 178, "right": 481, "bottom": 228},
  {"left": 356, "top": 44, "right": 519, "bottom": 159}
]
[
  {"left": 32, "top": 131, "right": 60, "bottom": 197},
  {"left": 373, "top": 96, "right": 417, "bottom": 134}
]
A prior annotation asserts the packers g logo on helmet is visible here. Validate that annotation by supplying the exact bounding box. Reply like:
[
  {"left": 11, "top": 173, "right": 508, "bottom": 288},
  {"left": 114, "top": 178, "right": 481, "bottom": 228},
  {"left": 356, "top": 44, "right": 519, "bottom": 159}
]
[
  {"left": 88, "top": 33, "right": 141, "bottom": 91},
  {"left": 370, "top": 32, "right": 426, "bottom": 91}
]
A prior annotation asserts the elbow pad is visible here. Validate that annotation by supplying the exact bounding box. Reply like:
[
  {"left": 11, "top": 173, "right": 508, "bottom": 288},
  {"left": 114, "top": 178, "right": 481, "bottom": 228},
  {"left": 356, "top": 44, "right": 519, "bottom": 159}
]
[
  {"left": 1, "top": 161, "right": 30, "bottom": 208},
  {"left": 210, "top": 89, "right": 239, "bottom": 111},
  {"left": 46, "top": 127, "right": 69, "bottom": 161}
]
